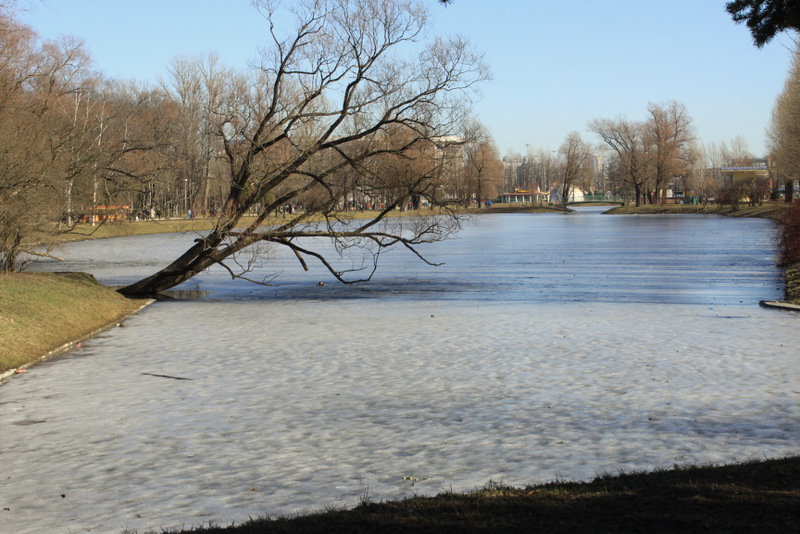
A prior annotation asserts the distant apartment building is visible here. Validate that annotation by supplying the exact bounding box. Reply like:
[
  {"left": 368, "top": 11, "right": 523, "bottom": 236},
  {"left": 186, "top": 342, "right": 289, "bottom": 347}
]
[
  {"left": 585, "top": 154, "right": 604, "bottom": 192},
  {"left": 503, "top": 155, "right": 526, "bottom": 192},
  {"left": 720, "top": 158, "right": 770, "bottom": 185},
  {"left": 500, "top": 152, "right": 605, "bottom": 201}
]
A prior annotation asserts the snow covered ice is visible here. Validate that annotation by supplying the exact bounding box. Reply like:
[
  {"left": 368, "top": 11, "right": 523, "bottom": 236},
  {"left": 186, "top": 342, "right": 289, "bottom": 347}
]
[{"left": 2, "top": 210, "right": 798, "bottom": 533}]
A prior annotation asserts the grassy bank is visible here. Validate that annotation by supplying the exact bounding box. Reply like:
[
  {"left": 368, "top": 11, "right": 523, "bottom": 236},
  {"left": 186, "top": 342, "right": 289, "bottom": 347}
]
[
  {"left": 0, "top": 272, "right": 148, "bottom": 374},
  {"left": 605, "top": 201, "right": 791, "bottom": 219},
  {"left": 165, "top": 456, "right": 800, "bottom": 533},
  {"left": 473, "top": 204, "right": 568, "bottom": 214},
  {"left": 59, "top": 216, "right": 255, "bottom": 242}
]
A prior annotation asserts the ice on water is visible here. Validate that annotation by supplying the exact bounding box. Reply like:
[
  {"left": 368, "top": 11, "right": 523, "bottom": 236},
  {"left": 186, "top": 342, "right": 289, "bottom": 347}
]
[{"left": 2, "top": 211, "right": 798, "bottom": 533}]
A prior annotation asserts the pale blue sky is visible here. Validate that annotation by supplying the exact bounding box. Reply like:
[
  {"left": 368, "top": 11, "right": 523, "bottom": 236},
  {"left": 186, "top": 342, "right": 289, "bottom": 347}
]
[{"left": 16, "top": 0, "right": 797, "bottom": 157}]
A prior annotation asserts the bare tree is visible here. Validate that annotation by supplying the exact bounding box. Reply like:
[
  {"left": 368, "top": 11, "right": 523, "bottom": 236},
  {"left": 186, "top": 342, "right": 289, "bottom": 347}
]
[
  {"left": 101, "top": 83, "right": 188, "bottom": 219},
  {"left": 646, "top": 101, "right": 694, "bottom": 205},
  {"left": 0, "top": 11, "right": 99, "bottom": 270},
  {"left": 769, "top": 43, "right": 800, "bottom": 203},
  {"left": 532, "top": 148, "right": 557, "bottom": 192},
  {"left": 1, "top": 4, "right": 197, "bottom": 271},
  {"left": 685, "top": 143, "right": 715, "bottom": 206},
  {"left": 556, "top": 132, "right": 589, "bottom": 205},
  {"left": 589, "top": 118, "right": 650, "bottom": 206},
  {"left": 462, "top": 122, "right": 503, "bottom": 206},
  {"left": 163, "top": 53, "right": 232, "bottom": 216},
  {"left": 603, "top": 152, "right": 626, "bottom": 199},
  {"left": 118, "top": 0, "right": 487, "bottom": 296}
]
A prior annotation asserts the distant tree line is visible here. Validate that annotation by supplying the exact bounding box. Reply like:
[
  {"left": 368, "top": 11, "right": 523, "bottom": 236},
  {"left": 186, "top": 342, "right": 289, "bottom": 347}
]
[
  {"left": 503, "top": 103, "right": 770, "bottom": 210},
  {"left": 0, "top": 6, "right": 208, "bottom": 271}
]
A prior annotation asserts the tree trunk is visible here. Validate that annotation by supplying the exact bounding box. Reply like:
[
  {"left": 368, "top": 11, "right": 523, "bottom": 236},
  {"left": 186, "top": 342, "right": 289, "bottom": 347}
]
[
  {"left": 117, "top": 233, "right": 223, "bottom": 296},
  {"left": 65, "top": 178, "right": 74, "bottom": 227},
  {"left": 1, "top": 231, "right": 22, "bottom": 273},
  {"left": 787, "top": 178, "right": 794, "bottom": 203}
]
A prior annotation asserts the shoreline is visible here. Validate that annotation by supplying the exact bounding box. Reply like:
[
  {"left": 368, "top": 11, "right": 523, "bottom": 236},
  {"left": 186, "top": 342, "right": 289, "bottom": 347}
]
[
  {"left": 166, "top": 455, "right": 800, "bottom": 533},
  {"left": 0, "top": 272, "right": 152, "bottom": 379},
  {"left": 4, "top": 202, "right": 796, "bottom": 376},
  {"left": 2, "top": 208, "right": 798, "bottom": 532},
  {"left": 0, "top": 298, "right": 152, "bottom": 385},
  {"left": 759, "top": 299, "right": 800, "bottom": 311},
  {"left": 4, "top": 203, "right": 795, "bottom": 378}
]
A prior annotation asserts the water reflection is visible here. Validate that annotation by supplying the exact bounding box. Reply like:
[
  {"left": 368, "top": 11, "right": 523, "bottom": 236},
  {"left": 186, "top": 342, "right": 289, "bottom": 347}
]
[{"left": 2, "top": 211, "right": 796, "bottom": 534}]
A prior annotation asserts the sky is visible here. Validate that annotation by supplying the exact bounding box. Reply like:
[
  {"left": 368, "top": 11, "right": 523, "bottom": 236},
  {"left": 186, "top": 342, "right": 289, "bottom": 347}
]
[{"left": 14, "top": 0, "right": 798, "bottom": 158}]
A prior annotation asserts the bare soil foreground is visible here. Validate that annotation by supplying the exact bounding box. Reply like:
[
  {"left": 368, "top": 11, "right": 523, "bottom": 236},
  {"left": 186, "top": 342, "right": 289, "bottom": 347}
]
[{"left": 163, "top": 456, "right": 800, "bottom": 533}]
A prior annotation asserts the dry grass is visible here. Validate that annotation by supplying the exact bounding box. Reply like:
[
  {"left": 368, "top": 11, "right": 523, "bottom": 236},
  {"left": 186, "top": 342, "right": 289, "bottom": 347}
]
[
  {"left": 0, "top": 272, "right": 147, "bottom": 373},
  {"left": 606, "top": 202, "right": 791, "bottom": 219},
  {"left": 59, "top": 217, "right": 246, "bottom": 242},
  {"left": 56, "top": 205, "right": 569, "bottom": 244},
  {"left": 162, "top": 456, "right": 800, "bottom": 534}
]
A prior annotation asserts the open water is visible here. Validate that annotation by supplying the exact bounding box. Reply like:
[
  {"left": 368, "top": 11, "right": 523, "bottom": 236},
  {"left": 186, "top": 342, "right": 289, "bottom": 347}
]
[{"left": 1, "top": 208, "right": 798, "bottom": 533}]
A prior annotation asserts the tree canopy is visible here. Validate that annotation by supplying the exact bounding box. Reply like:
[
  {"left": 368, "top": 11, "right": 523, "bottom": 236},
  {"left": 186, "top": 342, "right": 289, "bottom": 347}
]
[
  {"left": 726, "top": 0, "right": 800, "bottom": 47},
  {"left": 590, "top": 102, "right": 694, "bottom": 207},
  {"left": 768, "top": 41, "right": 800, "bottom": 202}
]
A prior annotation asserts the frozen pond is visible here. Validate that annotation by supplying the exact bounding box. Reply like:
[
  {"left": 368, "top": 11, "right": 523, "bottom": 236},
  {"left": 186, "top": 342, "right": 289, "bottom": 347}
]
[{"left": 2, "top": 209, "right": 799, "bottom": 533}]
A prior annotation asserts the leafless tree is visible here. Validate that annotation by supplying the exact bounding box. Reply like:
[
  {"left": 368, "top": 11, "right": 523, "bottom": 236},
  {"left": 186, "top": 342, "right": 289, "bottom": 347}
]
[
  {"left": 589, "top": 118, "right": 650, "bottom": 206},
  {"left": 769, "top": 41, "right": 800, "bottom": 203},
  {"left": 556, "top": 132, "right": 590, "bottom": 205},
  {"left": 0, "top": 5, "right": 192, "bottom": 270},
  {"left": 0, "top": 12, "right": 98, "bottom": 270},
  {"left": 462, "top": 122, "right": 503, "bottom": 206},
  {"left": 118, "top": 0, "right": 487, "bottom": 296},
  {"left": 163, "top": 53, "right": 233, "bottom": 216},
  {"left": 646, "top": 101, "right": 694, "bottom": 204},
  {"left": 532, "top": 148, "right": 557, "bottom": 192},
  {"left": 685, "top": 143, "right": 715, "bottom": 206},
  {"left": 725, "top": 134, "right": 754, "bottom": 164}
]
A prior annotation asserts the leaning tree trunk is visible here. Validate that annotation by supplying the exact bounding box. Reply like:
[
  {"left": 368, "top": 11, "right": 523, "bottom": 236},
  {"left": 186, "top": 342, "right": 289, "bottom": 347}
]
[
  {"left": 117, "top": 231, "right": 228, "bottom": 296},
  {"left": 1, "top": 231, "right": 22, "bottom": 273}
]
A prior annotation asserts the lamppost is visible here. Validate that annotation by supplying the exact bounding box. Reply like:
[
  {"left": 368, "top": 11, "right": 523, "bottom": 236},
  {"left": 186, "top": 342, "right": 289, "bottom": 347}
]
[{"left": 525, "top": 143, "right": 532, "bottom": 193}]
